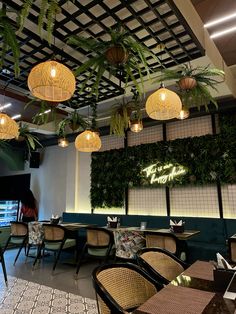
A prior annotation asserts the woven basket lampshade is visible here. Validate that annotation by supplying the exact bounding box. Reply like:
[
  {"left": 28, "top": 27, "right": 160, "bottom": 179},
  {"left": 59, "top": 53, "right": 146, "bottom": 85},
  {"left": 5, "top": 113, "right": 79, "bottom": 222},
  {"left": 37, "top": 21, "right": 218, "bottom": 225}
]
[
  {"left": 146, "top": 87, "right": 182, "bottom": 120},
  {"left": 28, "top": 60, "right": 76, "bottom": 102},
  {"left": 0, "top": 113, "right": 19, "bottom": 139},
  {"left": 75, "top": 130, "right": 101, "bottom": 152}
]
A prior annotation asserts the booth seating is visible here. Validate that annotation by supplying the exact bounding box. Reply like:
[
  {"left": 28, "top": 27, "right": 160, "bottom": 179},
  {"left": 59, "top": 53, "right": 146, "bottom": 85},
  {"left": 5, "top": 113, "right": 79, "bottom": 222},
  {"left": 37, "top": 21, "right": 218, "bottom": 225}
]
[{"left": 63, "top": 213, "right": 234, "bottom": 262}]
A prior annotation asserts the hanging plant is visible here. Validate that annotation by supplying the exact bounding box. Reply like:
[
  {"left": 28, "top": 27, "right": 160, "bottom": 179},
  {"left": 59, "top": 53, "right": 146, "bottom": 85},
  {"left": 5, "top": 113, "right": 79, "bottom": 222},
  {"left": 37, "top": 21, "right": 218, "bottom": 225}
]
[
  {"left": 67, "top": 26, "right": 158, "bottom": 97},
  {"left": 156, "top": 64, "right": 225, "bottom": 110},
  {"left": 0, "top": 5, "right": 20, "bottom": 77},
  {"left": 25, "top": 97, "right": 57, "bottom": 125},
  {"left": 57, "top": 110, "right": 88, "bottom": 137},
  {"left": 19, "top": 0, "right": 61, "bottom": 44},
  {"left": 17, "top": 123, "right": 43, "bottom": 156},
  {"left": 110, "top": 90, "right": 143, "bottom": 136}
]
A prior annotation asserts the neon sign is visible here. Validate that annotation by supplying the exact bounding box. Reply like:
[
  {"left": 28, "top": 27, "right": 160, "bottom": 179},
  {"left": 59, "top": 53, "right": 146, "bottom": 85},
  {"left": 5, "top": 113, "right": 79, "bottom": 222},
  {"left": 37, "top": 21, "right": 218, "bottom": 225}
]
[{"left": 142, "top": 162, "right": 187, "bottom": 184}]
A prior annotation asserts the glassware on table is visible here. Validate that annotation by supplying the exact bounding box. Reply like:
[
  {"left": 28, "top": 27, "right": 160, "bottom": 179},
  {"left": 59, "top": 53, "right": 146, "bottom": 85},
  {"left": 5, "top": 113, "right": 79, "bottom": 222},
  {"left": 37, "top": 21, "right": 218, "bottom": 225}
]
[{"left": 140, "top": 221, "right": 147, "bottom": 230}]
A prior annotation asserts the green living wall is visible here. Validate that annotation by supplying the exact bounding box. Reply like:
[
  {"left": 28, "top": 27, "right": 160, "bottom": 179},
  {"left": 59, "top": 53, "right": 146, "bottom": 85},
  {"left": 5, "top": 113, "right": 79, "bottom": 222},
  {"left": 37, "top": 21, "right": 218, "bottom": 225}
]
[{"left": 91, "top": 114, "right": 236, "bottom": 208}]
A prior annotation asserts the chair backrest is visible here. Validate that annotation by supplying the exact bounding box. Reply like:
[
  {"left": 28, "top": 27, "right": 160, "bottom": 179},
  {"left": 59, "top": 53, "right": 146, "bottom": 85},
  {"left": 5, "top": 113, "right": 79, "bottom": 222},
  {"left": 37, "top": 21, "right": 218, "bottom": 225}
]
[
  {"left": 93, "top": 263, "right": 162, "bottom": 314},
  {"left": 114, "top": 230, "right": 145, "bottom": 259},
  {"left": 43, "top": 224, "right": 65, "bottom": 241},
  {"left": 87, "top": 227, "right": 113, "bottom": 247},
  {"left": 228, "top": 238, "right": 236, "bottom": 263},
  {"left": 145, "top": 232, "right": 178, "bottom": 254},
  {"left": 10, "top": 222, "right": 28, "bottom": 236},
  {"left": 28, "top": 222, "right": 44, "bottom": 245},
  {"left": 137, "top": 247, "right": 186, "bottom": 283}
]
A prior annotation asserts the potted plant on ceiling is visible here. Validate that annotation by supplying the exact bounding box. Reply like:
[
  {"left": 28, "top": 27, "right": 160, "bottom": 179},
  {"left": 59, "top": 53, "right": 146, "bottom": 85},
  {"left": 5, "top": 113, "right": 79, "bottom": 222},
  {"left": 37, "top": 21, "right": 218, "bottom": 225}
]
[
  {"left": 57, "top": 110, "right": 88, "bottom": 136},
  {"left": 110, "top": 90, "right": 143, "bottom": 137},
  {"left": 157, "top": 64, "right": 225, "bottom": 110},
  {"left": 17, "top": 123, "right": 43, "bottom": 156},
  {"left": 67, "top": 26, "right": 158, "bottom": 97}
]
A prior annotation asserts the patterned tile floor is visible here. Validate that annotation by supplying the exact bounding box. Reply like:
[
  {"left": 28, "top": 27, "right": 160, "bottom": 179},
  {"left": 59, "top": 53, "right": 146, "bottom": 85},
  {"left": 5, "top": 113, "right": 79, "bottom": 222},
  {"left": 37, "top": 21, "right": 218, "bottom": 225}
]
[{"left": 0, "top": 276, "right": 98, "bottom": 314}]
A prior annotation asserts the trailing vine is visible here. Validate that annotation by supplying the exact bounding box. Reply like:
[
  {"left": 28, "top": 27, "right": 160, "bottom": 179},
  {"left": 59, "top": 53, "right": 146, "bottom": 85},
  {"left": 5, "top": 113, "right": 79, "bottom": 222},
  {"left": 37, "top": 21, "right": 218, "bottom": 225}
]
[{"left": 90, "top": 114, "right": 236, "bottom": 208}]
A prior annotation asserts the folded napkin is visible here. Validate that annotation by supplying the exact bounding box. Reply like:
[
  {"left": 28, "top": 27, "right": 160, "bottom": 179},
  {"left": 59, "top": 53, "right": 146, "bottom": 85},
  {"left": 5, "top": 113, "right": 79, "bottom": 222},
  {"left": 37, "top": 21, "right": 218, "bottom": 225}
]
[
  {"left": 170, "top": 219, "right": 184, "bottom": 226},
  {"left": 216, "top": 253, "right": 236, "bottom": 270},
  {"left": 107, "top": 216, "right": 117, "bottom": 222},
  {"left": 52, "top": 214, "right": 59, "bottom": 219}
]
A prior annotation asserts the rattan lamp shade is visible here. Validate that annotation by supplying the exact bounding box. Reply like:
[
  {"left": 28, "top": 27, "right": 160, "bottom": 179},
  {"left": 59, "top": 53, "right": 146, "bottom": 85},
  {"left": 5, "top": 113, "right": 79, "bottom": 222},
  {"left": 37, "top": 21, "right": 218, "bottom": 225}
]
[
  {"left": 28, "top": 60, "right": 76, "bottom": 102},
  {"left": 75, "top": 130, "right": 101, "bottom": 152},
  {"left": 0, "top": 113, "right": 19, "bottom": 139},
  {"left": 146, "top": 87, "right": 182, "bottom": 120}
]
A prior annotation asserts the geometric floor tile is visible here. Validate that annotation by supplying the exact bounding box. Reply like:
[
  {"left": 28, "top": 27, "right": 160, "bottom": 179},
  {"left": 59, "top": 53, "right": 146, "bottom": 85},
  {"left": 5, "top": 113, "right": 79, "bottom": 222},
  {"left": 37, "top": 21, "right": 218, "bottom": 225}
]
[{"left": 0, "top": 276, "right": 98, "bottom": 314}]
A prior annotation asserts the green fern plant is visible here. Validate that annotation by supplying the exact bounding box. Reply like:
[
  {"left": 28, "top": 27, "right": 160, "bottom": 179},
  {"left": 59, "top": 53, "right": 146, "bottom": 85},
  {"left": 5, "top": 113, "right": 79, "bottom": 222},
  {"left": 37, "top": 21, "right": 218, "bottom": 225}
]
[
  {"left": 156, "top": 64, "right": 225, "bottom": 110},
  {"left": 25, "top": 97, "right": 56, "bottom": 125},
  {"left": 68, "top": 26, "right": 159, "bottom": 97},
  {"left": 20, "top": 0, "right": 61, "bottom": 44},
  {"left": 57, "top": 110, "right": 88, "bottom": 137},
  {"left": 18, "top": 123, "right": 43, "bottom": 155},
  {"left": 0, "top": 6, "right": 20, "bottom": 77}
]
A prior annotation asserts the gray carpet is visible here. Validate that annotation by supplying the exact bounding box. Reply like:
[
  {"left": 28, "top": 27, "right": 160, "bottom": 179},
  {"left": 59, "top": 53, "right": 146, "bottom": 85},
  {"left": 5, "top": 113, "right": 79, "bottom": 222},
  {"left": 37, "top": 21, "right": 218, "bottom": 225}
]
[{"left": 0, "top": 275, "right": 98, "bottom": 314}]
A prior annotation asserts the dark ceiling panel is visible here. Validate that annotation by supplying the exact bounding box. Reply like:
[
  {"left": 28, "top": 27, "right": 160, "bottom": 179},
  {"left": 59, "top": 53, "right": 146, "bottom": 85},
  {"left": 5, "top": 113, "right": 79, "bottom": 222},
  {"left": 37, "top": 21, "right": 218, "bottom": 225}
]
[{"left": 2, "top": 0, "right": 204, "bottom": 112}]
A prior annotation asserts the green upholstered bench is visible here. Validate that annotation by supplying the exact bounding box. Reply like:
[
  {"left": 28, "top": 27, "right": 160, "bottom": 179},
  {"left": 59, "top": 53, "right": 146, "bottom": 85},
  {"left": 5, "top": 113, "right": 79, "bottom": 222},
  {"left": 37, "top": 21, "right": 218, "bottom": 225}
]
[{"left": 62, "top": 213, "right": 234, "bottom": 262}]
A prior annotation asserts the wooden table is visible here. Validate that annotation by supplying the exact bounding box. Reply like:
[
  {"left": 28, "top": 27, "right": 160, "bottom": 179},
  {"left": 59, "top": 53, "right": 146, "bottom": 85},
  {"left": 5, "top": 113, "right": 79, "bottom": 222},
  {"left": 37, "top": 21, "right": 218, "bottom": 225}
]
[
  {"left": 135, "top": 261, "right": 236, "bottom": 314},
  {"left": 148, "top": 228, "right": 200, "bottom": 240},
  {"left": 105, "top": 226, "right": 200, "bottom": 240},
  {"left": 60, "top": 222, "right": 96, "bottom": 231}
]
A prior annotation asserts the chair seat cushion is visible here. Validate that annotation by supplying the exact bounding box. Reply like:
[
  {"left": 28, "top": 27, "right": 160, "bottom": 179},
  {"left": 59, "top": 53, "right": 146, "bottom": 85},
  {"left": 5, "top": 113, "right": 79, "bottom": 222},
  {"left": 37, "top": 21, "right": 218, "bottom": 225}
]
[
  {"left": 88, "top": 245, "right": 115, "bottom": 257},
  {"left": 45, "top": 239, "right": 76, "bottom": 250},
  {"left": 11, "top": 237, "right": 25, "bottom": 244}
]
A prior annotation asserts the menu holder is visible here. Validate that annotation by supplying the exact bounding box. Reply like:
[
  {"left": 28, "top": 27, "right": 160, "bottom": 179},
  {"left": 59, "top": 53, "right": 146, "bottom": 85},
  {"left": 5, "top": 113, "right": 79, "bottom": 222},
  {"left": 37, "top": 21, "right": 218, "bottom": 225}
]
[
  {"left": 108, "top": 221, "right": 118, "bottom": 228},
  {"left": 171, "top": 225, "right": 185, "bottom": 233},
  {"left": 213, "top": 268, "right": 235, "bottom": 292}
]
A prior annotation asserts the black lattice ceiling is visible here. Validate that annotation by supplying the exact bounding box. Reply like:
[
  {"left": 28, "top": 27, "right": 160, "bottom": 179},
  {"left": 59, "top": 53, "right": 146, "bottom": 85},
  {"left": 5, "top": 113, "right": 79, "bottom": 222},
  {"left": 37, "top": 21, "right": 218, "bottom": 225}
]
[{"left": 2, "top": 0, "right": 204, "bottom": 109}]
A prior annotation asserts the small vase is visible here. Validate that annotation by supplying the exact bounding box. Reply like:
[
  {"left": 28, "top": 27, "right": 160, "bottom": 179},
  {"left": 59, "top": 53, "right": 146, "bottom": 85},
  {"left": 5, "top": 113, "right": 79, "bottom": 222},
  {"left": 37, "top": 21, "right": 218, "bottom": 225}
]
[{"left": 178, "top": 77, "right": 197, "bottom": 90}]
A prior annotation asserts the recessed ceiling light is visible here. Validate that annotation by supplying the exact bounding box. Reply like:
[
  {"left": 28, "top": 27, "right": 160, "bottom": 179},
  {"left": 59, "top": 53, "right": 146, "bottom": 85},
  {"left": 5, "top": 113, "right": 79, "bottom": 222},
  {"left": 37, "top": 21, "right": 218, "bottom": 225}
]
[
  {"left": 11, "top": 114, "right": 21, "bottom": 120},
  {"left": 204, "top": 12, "right": 236, "bottom": 28},
  {"left": 210, "top": 26, "right": 236, "bottom": 38},
  {"left": 2, "top": 68, "right": 11, "bottom": 74},
  {"left": 0, "top": 103, "right": 12, "bottom": 110}
]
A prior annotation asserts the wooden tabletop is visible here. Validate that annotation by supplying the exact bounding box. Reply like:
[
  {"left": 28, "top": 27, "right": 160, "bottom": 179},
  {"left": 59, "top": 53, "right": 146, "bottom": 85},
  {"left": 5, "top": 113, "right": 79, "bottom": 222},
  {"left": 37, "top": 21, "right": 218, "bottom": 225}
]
[
  {"left": 59, "top": 222, "right": 96, "bottom": 231},
  {"left": 105, "top": 226, "right": 200, "bottom": 240},
  {"left": 135, "top": 261, "right": 236, "bottom": 314}
]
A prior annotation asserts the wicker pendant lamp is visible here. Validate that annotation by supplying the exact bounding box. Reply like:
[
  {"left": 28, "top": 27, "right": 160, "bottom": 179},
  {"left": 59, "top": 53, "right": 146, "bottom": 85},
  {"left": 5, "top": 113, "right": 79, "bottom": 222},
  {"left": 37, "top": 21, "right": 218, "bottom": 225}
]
[
  {"left": 0, "top": 113, "right": 19, "bottom": 139},
  {"left": 75, "top": 130, "right": 101, "bottom": 152},
  {"left": 28, "top": 60, "right": 76, "bottom": 102},
  {"left": 146, "top": 83, "right": 182, "bottom": 120}
]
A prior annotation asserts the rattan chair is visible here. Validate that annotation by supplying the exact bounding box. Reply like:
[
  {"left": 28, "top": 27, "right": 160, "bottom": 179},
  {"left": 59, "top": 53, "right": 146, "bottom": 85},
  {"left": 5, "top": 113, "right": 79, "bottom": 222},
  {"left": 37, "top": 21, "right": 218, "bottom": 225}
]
[
  {"left": 137, "top": 247, "right": 188, "bottom": 285},
  {"left": 145, "top": 231, "right": 185, "bottom": 259},
  {"left": 4, "top": 222, "right": 28, "bottom": 265},
  {"left": 228, "top": 237, "right": 236, "bottom": 264},
  {"left": 92, "top": 263, "right": 163, "bottom": 314},
  {"left": 76, "top": 227, "right": 114, "bottom": 277},
  {"left": 34, "top": 224, "right": 76, "bottom": 271}
]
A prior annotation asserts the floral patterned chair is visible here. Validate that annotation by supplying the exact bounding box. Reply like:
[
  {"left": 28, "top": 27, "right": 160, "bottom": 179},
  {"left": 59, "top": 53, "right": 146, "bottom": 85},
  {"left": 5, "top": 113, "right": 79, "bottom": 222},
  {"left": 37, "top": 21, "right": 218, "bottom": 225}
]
[{"left": 114, "top": 229, "right": 145, "bottom": 260}]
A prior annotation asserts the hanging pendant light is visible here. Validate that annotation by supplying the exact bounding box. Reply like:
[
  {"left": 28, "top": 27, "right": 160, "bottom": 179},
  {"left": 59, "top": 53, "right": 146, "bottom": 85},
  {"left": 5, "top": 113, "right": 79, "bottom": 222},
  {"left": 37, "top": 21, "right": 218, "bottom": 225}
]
[
  {"left": 146, "top": 83, "right": 182, "bottom": 120},
  {"left": 28, "top": 60, "right": 76, "bottom": 102},
  {"left": 177, "top": 106, "right": 190, "bottom": 120},
  {"left": 0, "top": 113, "right": 19, "bottom": 139},
  {"left": 75, "top": 130, "right": 101, "bottom": 152},
  {"left": 129, "top": 119, "right": 143, "bottom": 133},
  {"left": 58, "top": 137, "right": 69, "bottom": 148}
]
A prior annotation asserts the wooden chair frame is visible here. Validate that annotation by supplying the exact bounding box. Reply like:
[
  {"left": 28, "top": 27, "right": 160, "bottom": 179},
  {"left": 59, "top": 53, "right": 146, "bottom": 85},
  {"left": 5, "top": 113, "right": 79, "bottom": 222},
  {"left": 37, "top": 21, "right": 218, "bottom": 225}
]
[
  {"left": 76, "top": 227, "right": 114, "bottom": 276},
  {"left": 4, "top": 222, "right": 28, "bottom": 265}
]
